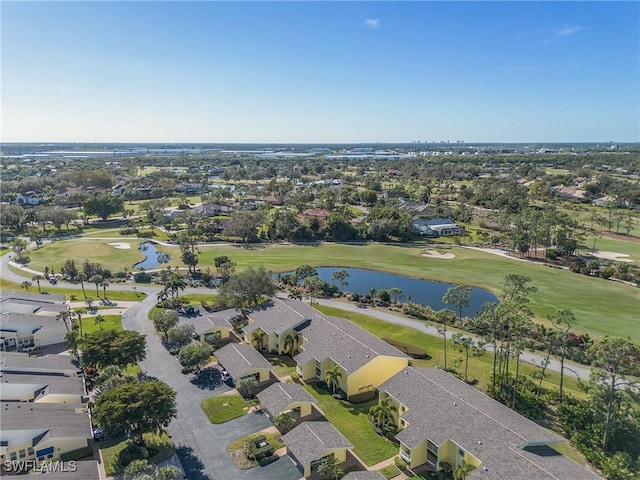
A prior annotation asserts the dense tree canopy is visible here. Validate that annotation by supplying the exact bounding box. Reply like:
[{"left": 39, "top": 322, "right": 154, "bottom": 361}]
[
  {"left": 93, "top": 380, "right": 176, "bottom": 443},
  {"left": 81, "top": 329, "right": 146, "bottom": 369}
]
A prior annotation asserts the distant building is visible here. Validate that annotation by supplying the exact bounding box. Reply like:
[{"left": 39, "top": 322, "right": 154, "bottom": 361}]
[
  {"left": 16, "top": 191, "right": 46, "bottom": 205},
  {"left": 413, "top": 218, "right": 464, "bottom": 237}
]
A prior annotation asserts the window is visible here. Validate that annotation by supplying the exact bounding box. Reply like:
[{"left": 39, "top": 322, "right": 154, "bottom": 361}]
[
  {"left": 28, "top": 448, "right": 34, "bottom": 457},
  {"left": 19, "top": 449, "right": 26, "bottom": 458},
  {"left": 10, "top": 452, "right": 17, "bottom": 461},
  {"left": 458, "top": 447, "right": 465, "bottom": 466}
]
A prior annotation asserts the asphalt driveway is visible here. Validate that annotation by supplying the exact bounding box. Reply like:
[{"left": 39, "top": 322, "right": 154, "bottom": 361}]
[{"left": 121, "top": 294, "right": 300, "bottom": 480}]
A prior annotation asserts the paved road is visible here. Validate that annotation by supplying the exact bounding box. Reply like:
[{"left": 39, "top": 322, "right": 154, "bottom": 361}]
[
  {"left": 315, "top": 298, "right": 593, "bottom": 381},
  {"left": 122, "top": 292, "right": 300, "bottom": 480}
]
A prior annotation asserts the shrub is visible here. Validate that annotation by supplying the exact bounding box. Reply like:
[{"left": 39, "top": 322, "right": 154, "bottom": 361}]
[
  {"left": 134, "top": 271, "right": 152, "bottom": 283},
  {"left": 347, "top": 390, "right": 376, "bottom": 404},
  {"left": 601, "top": 266, "right": 615, "bottom": 279},
  {"left": 546, "top": 249, "right": 559, "bottom": 260},
  {"left": 394, "top": 456, "right": 407, "bottom": 470}
]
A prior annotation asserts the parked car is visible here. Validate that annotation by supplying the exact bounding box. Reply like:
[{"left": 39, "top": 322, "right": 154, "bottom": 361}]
[
  {"left": 221, "top": 369, "right": 231, "bottom": 382},
  {"left": 92, "top": 427, "right": 104, "bottom": 441}
]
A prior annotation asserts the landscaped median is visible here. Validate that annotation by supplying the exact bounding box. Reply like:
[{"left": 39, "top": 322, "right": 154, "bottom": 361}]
[
  {"left": 227, "top": 429, "right": 284, "bottom": 469},
  {"left": 100, "top": 432, "right": 174, "bottom": 477},
  {"left": 201, "top": 392, "right": 258, "bottom": 424}
]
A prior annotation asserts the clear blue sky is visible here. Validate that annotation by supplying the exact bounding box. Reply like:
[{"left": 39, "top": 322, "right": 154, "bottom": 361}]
[{"left": 2, "top": 1, "right": 638, "bottom": 143}]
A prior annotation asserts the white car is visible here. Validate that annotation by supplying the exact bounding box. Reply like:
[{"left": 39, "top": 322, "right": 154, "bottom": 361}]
[{"left": 221, "top": 370, "right": 231, "bottom": 382}]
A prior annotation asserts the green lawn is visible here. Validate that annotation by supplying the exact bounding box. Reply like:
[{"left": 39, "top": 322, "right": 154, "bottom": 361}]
[
  {"left": 77, "top": 314, "right": 123, "bottom": 335},
  {"left": 201, "top": 393, "right": 257, "bottom": 424},
  {"left": 15, "top": 241, "right": 640, "bottom": 339},
  {"left": 303, "top": 383, "right": 399, "bottom": 466},
  {"left": 314, "top": 305, "right": 588, "bottom": 400},
  {"left": 263, "top": 353, "right": 298, "bottom": 378},
  {"left": 27, "top": 238, "right": 148, "bottom": 273},
  {"left": 586, "top": 235, "right": 640, "bottom": 263},
  {"left": 100, "top": 432, "right": 174, "bottom": 476},
  {"left": 379, "top": 464, "right": 401, "bottom": 479}
]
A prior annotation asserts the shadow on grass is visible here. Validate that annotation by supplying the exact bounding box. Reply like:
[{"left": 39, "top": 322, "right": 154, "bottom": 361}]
[{"left": 175, "top": 445, "right": 213, "bottom": 480}]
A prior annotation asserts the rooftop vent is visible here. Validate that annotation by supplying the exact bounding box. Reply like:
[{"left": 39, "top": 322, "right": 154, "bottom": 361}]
[{"left": 453, "top": 402, "right": 458, "bottom": 406}]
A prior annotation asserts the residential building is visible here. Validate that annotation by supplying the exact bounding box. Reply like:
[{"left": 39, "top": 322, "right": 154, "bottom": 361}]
[
  {"left": 282, "top": 422, "right": 353, "bottom": 477},
  {"left": 0, "top": 403, "right": 91, "bottom": 468},
  {"left": 302, "top": 208, "right": 332, "bottom": 224},
  {"left": 412, "top": 218, "right": 464, "bottom": 237},
  {"left": 244, "top": 297, "right": 409, "bottom": 400},
  {"left": 377, "top": 367, "right": 603, "bottom": 480},
  {"left": 256, "top": 381, "right": 317, "bottom": 419},
  {"left": 184, "top": 308, "right": 241, "bottom": 341},
  {"left": 342, "top": 472, "right": 386, "bottom": 480},
  {"left": 16, "top": 191, "right": 47, "bottom": 205},
  {"left": 0, "top": 372, "right": 87, "bottom": 403},
  {"left": 0, "top": 291, "right": 68, "bottom": 317},
  {"left": 189, "top": 203, "right": 234, "bottom": 216},
  {"left": 214, "top": 343, "right": 273, "bottom": 384},
  {"left": 0, "top": 313, "right": 69, "bottom": 351},
  {"left": 111, "top": 183, "right": 126, "bottom": 196},
  {"left": 0, "top": 352, "right": 81, "bottom": 377}
]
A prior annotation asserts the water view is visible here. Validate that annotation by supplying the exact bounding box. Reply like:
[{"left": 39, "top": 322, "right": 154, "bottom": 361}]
[
  {"left": 134, "top": 242, "right": 171, "bottom": 269},
  {"left": 291, "top": 267, "right": 498, "bottom": 317}
]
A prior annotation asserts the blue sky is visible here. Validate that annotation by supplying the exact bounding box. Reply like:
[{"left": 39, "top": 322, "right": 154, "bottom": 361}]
[{"left": 2, "top": 1, "right": 638, "bottom": 143}]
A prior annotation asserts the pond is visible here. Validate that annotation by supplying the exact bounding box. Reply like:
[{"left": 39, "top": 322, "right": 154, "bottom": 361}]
[
  {"left": 283, "top": 267, "right": 498, "bottom": 317},
  {"left": 134, "top": 242, "right": 171, "bottom": 270}
]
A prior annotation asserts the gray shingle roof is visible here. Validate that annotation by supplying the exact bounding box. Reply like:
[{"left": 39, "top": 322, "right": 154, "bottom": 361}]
[
  {"left": 35, "top": 461, "right": 100, "bottom": 480},
  {"left": 282, "top": 422, "right": 353, "bottom": 467},
  {"left": 183, "top": 308, "right": 239, "bottom": 335},
  {"left": 342, "top": 472, "right": 386, "bottom": 480},
  {"left": 248, "top": 297, "right": 408, "bottom": 373},
  {"left": 0, "top": 352, "right": 80, "bottom": 375},
  {"left": 245, "top": 298, "right": 312, "bottom": 335},
  {"left": 0, "top": 291, "right": 67, "bottom": 305},
  {"left": 214, "top": 343, "right": 273, "bottom": 380},
  {"left": 1, "top": 312, "right": 69, "bottom": 335},
  {"left": 379, "top": 367, "right": 603, "bottom": 480},
  {"left": 0, "top": 402, "right": 91, "bottom": 445},
  {"left": 256, "top": 382, "right": 316, "bottom": 417},
  {"left": 0, "top": 372, "right": 86, "bottom": 400}
]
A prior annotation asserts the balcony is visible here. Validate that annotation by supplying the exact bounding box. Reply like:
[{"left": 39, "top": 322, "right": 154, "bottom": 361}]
[{"left": 399, "top": 449, "right": 411, "bottom": 463}]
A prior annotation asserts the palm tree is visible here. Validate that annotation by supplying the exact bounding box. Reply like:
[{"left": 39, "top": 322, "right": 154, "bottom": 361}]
[
  {"left": 283, "top": 333, "right": 300, "bottom": 357},
  {"left": 324, "top": 365, "right": 342, "bottom": 394},
  {"left": 273, "top": 412, "right": 296, "bottom": 433},
  {"left": 454, "top": 461, "right": 476, "bottom": 480},
  {"left": 90, "top": 275, "right": 103, "bottom": 297},
  {"left": 75, "top": 309, "right": 86, "bottom": 337},
  {"left": 56, "top": 310, "right": 72, "bottom": 332},
  {"left": 251, "top": 330, "right": 266, "bottom": 350},
  {"left": 368, "top": 396, "right": 397, "bottom": 433},
  {"left": 167, "top": 274, "right": 186, "bottom": 298},
  {"left": 76, "top": 272, "right": 87, "bottom": 299},
  {"left": 94, "top": 314, "right": 106, "bottom": 331},
  {"left": 21, "top": 281, "right": 32, "bottom": 291},
  {"left": 101, "top": 280, "right": 109, "bottom": 300},
  {"left": 32, "top": 275, "right": 43, "bottom": 293}
]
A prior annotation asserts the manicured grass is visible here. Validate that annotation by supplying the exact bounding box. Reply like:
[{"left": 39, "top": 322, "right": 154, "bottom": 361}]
[
  {"left": 78, "top": 314, "right": 123, "bottom": 335},
  {"left": 21, "top": 241, "right": 640, "bottom": 339},
  {"left": 303, "top": 383, "right": 398, "bottom": 466},
  {"left": 264, "top": 353, "right": 298, "bottom": 378},
  {"left": 27, "top": 238, "right": 148, "bottom": 272},
  {"left": 314, "top": 305, "right": 588, "bottom": 400},
  {"left": 100, "top": 432, "right": 174, "bottom": 476},
  {"left": 201, "top": 393, "right": 257, "bottom": 424},
  {"left": 179, "top": 293, "right": 218, "bottom": 306},
  {"left": 586, "top": 235, "right": 640, "bottom": 263},
  {"left": 379, "top": 464, "right": 401, "bottom": 479}
]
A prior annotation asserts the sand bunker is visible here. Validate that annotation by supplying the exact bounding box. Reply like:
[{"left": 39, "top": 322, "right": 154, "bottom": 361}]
[
  {"left": 592, "top": 251, "right": 634, "bottom": 263},
  {"left": 421, "top": 249, "right": 455, "bottom": 259},
  {"left": 108, "top": 242, "right": 132, "bottom": 250}
]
